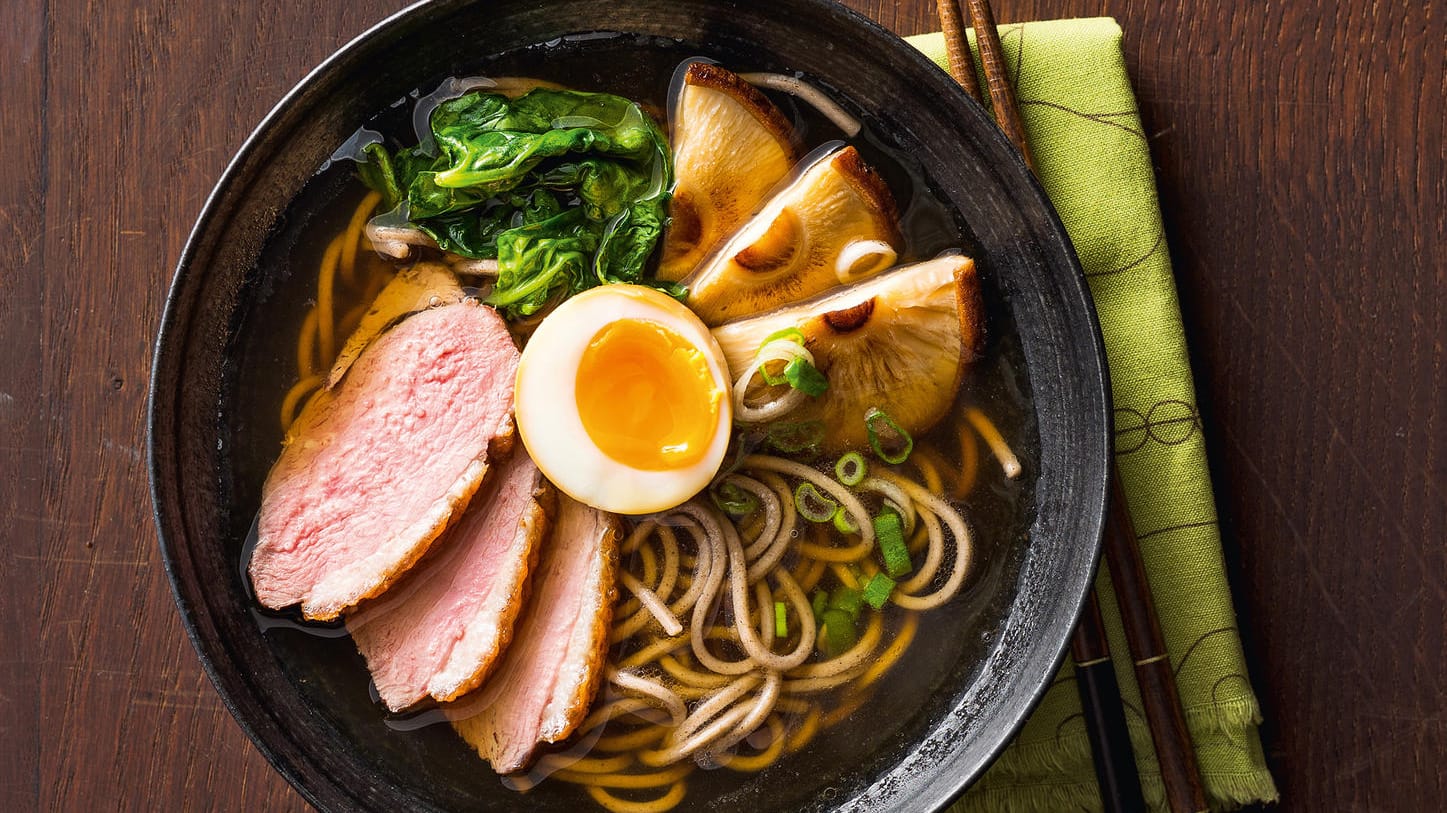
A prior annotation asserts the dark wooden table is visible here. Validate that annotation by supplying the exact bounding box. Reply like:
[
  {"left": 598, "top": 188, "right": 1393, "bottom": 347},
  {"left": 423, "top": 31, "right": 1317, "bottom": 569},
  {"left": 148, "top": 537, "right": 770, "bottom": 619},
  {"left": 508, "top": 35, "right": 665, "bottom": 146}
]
[{"left": 3, "top": 0, "right": 1441, "bottom": 810}]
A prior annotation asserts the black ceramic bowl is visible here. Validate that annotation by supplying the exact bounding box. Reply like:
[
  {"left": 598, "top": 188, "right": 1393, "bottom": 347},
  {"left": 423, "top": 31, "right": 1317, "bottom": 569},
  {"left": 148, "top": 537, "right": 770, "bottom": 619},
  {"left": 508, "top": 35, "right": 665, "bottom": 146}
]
[{"left": 149, "top": 0, "right": 1110, "bottom": 810}]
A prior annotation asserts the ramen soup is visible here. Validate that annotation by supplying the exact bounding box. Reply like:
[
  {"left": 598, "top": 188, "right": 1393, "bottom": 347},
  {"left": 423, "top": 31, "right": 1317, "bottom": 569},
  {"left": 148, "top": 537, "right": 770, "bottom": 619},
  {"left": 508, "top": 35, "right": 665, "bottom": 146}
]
[{"left": 232, "top": 44, "right": 1035, "bottom": 813}]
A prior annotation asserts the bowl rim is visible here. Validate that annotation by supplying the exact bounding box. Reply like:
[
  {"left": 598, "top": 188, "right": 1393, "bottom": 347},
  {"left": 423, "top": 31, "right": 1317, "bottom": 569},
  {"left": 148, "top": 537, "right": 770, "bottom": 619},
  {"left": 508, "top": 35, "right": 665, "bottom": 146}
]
[{"left": 148, "top": 1, "right": 1111, "bottom": 810}]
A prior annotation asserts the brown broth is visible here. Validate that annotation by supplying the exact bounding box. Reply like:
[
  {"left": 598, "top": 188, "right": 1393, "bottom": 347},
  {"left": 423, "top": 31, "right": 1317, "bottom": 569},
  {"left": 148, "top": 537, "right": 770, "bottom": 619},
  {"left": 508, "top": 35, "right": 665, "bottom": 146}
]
[{"left": 226, "top": 37, "right": 1037, "bottom": 813}]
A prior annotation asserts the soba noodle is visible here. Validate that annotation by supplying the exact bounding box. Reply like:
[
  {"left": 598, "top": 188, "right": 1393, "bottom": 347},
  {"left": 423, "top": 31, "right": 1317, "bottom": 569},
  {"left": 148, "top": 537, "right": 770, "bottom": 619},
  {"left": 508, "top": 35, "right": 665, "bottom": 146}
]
[
  {"left": 284, "top": 187, "right": 1023, "bottom": 813},
  {"left": 518, "top": 452, "right": 974, "bottom": 810}
]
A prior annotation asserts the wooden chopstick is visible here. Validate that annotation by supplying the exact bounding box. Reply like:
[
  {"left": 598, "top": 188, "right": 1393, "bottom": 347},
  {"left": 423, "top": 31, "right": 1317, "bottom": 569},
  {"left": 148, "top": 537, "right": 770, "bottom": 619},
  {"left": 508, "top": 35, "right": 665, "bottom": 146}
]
[
  {"left": 935, "top": 0, "right": 983, "bottom": 102},
  {"left": 935, "top": 3, "right": 1208, "bottom": 811},
  {"left": 932, "top": 3, "right": 1141, "bottom": 807},
  {"left": 1070, "top": 591, "right": 1148, "bottom": 812},
  {"left": 963, "top": 0, "right": 1035, "bottom": 169},
  {"left": 1104, "top": 472, "right": 1210, "bottom": 812}
]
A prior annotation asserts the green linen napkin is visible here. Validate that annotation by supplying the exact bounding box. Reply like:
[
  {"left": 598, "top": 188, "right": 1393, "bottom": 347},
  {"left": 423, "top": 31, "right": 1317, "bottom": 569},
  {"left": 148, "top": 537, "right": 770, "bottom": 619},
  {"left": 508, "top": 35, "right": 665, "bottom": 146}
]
[{"left": 906, "top": 20, "right": 1279, "bottom": 812}]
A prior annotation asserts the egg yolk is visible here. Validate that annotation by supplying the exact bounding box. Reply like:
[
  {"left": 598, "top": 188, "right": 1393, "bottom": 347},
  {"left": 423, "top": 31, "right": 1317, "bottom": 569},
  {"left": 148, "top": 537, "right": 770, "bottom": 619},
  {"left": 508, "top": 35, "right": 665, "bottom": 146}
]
[{"left": 575, "top": 319, "right": 721, "bottom": 471}]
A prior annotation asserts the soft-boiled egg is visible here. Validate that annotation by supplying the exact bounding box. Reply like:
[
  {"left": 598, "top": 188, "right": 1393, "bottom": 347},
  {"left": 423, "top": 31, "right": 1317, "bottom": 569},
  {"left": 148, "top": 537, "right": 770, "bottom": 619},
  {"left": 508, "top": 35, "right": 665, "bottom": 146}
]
[{"left": 514, "top": 285, "right": 733, "bottom": 514}]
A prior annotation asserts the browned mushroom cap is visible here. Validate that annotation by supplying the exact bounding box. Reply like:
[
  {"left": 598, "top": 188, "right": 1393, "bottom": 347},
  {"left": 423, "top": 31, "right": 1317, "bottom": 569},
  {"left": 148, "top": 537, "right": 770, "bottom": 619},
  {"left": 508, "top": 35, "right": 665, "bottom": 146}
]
[
  {"left": 710, "top": 254, "right": 983, "bottom": 452},
  {"left": 658, "top": 63, "right": 797, "bottom": 282},
  {"left": 682, "top": 144, "right": 902, "bottom": 326}
]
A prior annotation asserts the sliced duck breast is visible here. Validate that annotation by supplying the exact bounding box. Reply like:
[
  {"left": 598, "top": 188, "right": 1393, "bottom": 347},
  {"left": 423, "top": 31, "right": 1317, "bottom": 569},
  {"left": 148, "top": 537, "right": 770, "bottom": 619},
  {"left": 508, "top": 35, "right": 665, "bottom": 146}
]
[
  {"left": 249, "top": 300, "right": 518, "bottom": 621},
  {"left": 325, "top": 261, "right": 465, "bottom": 389},
  {"left": 451, "top": 497, "right": 620, "bottom": 773},
  {"left": 349, "top": 453, "right": 554, "bottom": 711}
]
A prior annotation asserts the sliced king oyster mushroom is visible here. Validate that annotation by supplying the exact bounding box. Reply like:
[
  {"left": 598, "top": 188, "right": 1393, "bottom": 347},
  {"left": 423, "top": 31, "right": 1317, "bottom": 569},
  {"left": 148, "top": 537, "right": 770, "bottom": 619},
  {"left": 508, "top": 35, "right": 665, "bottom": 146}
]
[
  {"left": 325, "top": 262, "right": 465, "bottom": 389},
  {"left": 683, "top": 144, "right": 902, "bottom": 325},
  {"left": 711, "top": 253, "right": 985, "bottom": 451},
  {"left": 659, "top": 62, "right": 798, "bottom": 283}
]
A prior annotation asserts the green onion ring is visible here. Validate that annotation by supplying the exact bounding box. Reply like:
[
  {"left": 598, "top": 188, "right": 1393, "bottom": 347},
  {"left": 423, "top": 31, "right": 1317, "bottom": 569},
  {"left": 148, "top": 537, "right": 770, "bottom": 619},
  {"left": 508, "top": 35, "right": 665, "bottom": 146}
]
[
  {"left": 794, "top": 482, "right": 839, "bottom": 523},
  {"left": 834, "top": 452, "right": 867, "bottom": 486},
  {"left": 865, "top": 407, "right": 913, "bottom": 464}
]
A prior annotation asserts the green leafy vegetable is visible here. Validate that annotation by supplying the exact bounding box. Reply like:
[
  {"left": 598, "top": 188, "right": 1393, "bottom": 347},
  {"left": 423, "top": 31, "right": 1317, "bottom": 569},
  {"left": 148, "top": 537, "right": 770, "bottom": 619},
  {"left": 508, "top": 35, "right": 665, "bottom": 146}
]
[
  {"left": 358, "top": 142, "right": 402, "bottom": 207},
  {"left": 358, "top": 87, "right": 675, "bottom": 316}
]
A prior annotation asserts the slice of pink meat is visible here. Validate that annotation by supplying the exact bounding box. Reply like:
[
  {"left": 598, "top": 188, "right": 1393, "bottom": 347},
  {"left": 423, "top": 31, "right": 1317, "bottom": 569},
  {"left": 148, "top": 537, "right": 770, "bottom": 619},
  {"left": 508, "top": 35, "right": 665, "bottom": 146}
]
[
  {"left": 451, "top": 497, "right": 620, "bottom": 773},
  {"left": 249, "top": 300, "right": 518, "bottom": 621},
  {"left": 349, "top": 453, "right": 554, "bottom": 712}
]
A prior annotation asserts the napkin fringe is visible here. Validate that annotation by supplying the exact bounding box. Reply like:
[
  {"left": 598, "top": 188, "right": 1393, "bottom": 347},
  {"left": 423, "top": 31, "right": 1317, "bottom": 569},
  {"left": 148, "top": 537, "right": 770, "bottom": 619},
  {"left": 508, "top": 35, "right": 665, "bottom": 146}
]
[
  {"left": 953, "top": 783, "right": 1101, "bottom": 813},
  {"left": 1184, "top": 694, "right": 1263, "bottom": 742},
  {"left": 956, "top": 769, "right": 1279, "bottom": 813},
  {"left": 954, "top": 695, "right": 1273, "bottom": 811},
  {"left": 1188, "top": 697, "right": 1280, "bottom": 808},
  {"left": 978, "top": 730, "right": 1096, "bottom": 780},
  {"left": 1204, "top": 769, "right": 1282, "bottom": 809},
  {"left": 953, "top": 778, "right": 1157, "bottom": 813},
  {"left": 910, "top": 17, "right": 1278, "bottom": 809},
  {"left": 976, "top": 695, "right": 1262, "bottom": 781}
]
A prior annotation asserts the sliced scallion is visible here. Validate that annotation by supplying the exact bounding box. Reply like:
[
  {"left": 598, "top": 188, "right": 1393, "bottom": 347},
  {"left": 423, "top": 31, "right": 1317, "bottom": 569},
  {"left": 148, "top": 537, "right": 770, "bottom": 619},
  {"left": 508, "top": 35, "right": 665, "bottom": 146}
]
[
  {"left": 829, "top": 586, "right": 864, "bottom": 619},
  {"left": 761, "top": 360, "right": 789, "bottom": 386},
  {"left": 710, "top": 481, "right": 758, "bottom": 517},
  {"left": 795, "top": 482, "right": 838, "bottom": 523},
  {"left": 757, "top": 328, "right": 808, "bottom": 385},
  {"left": 761, "top": 326, "right": 806, "bottom": 348},
  {"left": 865, "top": 407, "right": 914, "bottom": 465},
  {"left": 774, "top": 601, "right": 788, "bottom": 638},
  {"left": 862, "top": 573, "right": 896, "bottom": 609},
  {"left": 811, "top": 590, "right": 829, "bottom": 621},
  {"left": 782, "top": 357, "right": 828, "bottom": 397},
  {"left": 767, "top": 420, "right": 825, "bottom": 454},
  {"left": 832, "top": 505, "right": 860, "bottom": 535},
  {"left": 834, "top": 452, "right": 867, "bottom": 486},
  {"left": 820, "top": 608, "right": 857, "bottom": 656},
  {"left": 872, "top": 510, "right": 913, "bottom": 578}
]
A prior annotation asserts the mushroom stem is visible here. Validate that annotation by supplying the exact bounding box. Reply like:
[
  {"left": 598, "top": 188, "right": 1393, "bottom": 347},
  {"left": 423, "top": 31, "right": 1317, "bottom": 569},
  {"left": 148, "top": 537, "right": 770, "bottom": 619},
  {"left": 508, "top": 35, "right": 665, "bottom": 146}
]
[
  {"left": 365, "top": 221, "right": 437, "bottom": 259},
  {"left": 448, "top": 256, "right": 500, "bottom": 277}
]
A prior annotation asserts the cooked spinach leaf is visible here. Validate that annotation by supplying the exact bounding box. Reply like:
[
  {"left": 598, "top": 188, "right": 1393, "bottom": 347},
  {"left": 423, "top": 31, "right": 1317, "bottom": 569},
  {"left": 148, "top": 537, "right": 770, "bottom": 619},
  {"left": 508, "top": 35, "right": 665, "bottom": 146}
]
[{"left": 358, "top": 87, "right": 676, "bottom": 317}]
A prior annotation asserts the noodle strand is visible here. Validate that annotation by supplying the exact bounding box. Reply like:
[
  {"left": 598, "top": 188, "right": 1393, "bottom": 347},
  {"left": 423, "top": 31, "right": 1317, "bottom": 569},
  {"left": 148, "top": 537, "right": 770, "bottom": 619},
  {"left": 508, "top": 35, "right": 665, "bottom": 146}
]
[{"left": 585, "top": 781, "right": 688, "bottom": 813}]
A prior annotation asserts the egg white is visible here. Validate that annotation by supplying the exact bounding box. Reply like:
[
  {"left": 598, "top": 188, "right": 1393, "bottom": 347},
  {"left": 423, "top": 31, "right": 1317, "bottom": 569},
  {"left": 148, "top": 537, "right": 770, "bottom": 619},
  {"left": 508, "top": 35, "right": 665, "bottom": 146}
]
[{"left": 514, "top": 285, "right": 734, "bottom": 515}]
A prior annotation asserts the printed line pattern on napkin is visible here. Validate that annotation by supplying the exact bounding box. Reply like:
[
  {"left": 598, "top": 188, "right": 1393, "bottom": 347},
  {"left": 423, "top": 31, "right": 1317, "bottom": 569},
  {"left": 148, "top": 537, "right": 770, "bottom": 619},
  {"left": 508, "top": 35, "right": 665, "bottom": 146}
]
[{"left": 908, "top": 18, "right": 1279, "bottom": 812}]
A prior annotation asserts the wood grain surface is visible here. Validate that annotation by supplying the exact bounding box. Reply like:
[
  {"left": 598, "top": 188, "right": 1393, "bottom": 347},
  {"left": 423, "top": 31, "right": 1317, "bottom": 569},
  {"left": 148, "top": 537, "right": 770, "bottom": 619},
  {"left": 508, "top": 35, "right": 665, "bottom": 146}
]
[{"left": 2, "top": 0, "right": 1441, "bottom": 810}]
